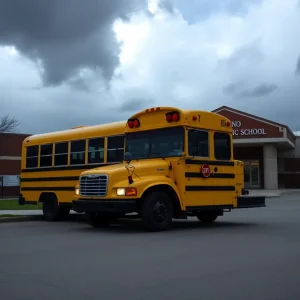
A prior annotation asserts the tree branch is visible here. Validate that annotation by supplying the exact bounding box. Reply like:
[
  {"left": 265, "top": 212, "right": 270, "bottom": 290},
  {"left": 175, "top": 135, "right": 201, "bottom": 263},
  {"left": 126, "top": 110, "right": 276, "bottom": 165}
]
[{"left": 0, "top": 115, "right": 20, "bottom": 133}]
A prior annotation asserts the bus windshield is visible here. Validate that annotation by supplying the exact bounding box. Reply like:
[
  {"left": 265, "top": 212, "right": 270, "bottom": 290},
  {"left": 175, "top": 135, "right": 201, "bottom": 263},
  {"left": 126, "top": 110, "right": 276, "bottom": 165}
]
[{"left": 125, "top": 127, "right": 184, "bottom": 160}]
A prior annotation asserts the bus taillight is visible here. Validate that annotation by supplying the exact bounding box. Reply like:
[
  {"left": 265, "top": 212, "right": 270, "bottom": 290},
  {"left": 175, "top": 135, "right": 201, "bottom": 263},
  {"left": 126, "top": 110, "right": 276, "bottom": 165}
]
[
  {"left": 128, "top": 119, "right": 140, "bottom": 128},
  {"left": 166, "top": 111, "right": 180, "bottom": 123}
]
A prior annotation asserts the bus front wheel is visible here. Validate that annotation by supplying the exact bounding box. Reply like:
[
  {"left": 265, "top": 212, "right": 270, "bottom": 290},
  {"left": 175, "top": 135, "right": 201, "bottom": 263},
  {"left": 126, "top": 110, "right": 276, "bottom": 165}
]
[{"left": 141, "top": 191, "right": 173, "bottom": 232}]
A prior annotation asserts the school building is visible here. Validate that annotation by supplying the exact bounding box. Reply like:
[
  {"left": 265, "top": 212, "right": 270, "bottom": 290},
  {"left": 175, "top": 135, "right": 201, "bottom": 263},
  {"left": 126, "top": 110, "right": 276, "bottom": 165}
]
[{"left": 213, "top": 106, "right": 299, "bottom": 189}]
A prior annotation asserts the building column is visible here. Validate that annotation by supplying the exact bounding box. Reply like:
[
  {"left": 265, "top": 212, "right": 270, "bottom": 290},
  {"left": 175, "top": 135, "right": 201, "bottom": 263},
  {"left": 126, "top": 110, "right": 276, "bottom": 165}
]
[{"left": 263, "top": 144, "right": 278, "bottom": 190}]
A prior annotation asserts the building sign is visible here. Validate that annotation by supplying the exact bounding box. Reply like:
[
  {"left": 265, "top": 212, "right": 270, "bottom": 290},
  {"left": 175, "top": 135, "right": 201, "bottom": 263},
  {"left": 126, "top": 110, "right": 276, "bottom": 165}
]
[
  {"left": 231, "top": 120, "right": 267, "bottom": 136},
  {"left": 0, "top": 175, "right": 20, "bottom": 187}
]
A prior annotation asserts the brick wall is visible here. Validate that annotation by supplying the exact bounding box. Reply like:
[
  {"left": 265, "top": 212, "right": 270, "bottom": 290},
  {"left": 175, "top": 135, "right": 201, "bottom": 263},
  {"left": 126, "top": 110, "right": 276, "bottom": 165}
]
[{"left": 0, "top": 133, "right": 30, "bottom": 198}]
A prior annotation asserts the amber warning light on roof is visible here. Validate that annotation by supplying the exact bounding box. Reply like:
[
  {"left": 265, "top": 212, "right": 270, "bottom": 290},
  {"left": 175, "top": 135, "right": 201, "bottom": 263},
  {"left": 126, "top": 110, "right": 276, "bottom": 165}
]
[{"left": 221, "top": 119, "right": 231, "bottom": 127}]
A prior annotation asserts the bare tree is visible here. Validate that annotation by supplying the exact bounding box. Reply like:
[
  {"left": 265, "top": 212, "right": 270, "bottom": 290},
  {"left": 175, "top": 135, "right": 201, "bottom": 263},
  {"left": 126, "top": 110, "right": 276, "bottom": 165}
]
[{"left": 0, "top": 115, "right": 20, "bottom": 133}]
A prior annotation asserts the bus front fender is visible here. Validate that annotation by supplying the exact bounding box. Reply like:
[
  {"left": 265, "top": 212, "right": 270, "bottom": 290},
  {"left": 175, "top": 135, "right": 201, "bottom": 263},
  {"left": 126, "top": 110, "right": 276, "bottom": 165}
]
[{"left": 138, "top": 177, "right": 183, "bottom": 209}]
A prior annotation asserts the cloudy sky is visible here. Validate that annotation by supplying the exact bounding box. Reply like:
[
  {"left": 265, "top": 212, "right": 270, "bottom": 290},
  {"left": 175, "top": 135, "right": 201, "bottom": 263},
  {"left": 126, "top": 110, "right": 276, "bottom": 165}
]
[{"left": 0, "top": 0, "right": 300, "bottom": 134}]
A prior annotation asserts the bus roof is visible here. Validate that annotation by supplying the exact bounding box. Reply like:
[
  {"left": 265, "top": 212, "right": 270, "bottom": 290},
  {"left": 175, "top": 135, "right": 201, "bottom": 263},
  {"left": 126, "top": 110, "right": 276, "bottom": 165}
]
[
  {"left": 24, "top": 120, "right": 126, "bottom": 146},
  {"left": 126, "top": 107, "right": 232, "bottom": 133}
]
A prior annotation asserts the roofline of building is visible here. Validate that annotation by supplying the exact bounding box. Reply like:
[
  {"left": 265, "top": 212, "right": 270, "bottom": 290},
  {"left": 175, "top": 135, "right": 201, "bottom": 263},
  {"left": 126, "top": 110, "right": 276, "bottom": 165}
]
[{"left": 0, "top": 132, "right": 31, "bottom": 137}]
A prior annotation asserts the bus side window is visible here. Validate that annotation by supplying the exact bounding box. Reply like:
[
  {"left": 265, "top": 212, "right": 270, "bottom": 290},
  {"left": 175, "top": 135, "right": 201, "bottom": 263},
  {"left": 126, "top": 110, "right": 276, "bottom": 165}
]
[
  {"left": 188, "top": 130, "right": 209, "bottom": 157},
  {"left": 40, "top": 144, "right": 53, "bottom": 167},
  {"left": 54, "top": 142, "right": 68, "bottom": 166},
  {"left": 70, "top": 140, "right": 86, "bottom": 165},
  {"left": 107, "top": 135, "right": 125, "bottom": 163},
  {"left": 88, "top": 137, "right": 104, "bottom": 164},
  {"left": 214, "top": 132, "right": 231, "bottom": 160},
  {"left": 26, "top": 145, "right": 39, "bottom": 168}
]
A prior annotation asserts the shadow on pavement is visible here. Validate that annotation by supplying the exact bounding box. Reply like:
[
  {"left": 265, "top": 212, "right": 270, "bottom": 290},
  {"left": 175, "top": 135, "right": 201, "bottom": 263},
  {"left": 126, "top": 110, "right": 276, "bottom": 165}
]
[{"left": 67, "top": 217, "right": 263, "bottom": 234}]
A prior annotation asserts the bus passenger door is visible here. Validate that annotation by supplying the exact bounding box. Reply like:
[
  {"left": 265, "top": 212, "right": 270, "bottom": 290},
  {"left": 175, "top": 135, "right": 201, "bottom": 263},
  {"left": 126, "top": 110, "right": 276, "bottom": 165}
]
[
  {"left": 184, "top": 129, "right": 214, "bottom": 208},
  {"left": 211, "top": 132, "right": 235, "bottom": 207}
]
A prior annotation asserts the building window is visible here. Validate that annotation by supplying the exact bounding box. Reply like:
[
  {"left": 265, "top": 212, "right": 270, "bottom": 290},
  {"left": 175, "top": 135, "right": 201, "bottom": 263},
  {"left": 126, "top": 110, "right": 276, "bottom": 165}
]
[
  {"left": 188, "top": 130, "right": 209, "bottom": 157},
  {"left": 70, "top": 140, "right": 86, "bottom": 165},
  {"left": 214, "top": 132, "right": 231, "bottom": 160},
  {"left": 88, "top": 138, "right": 104, "bottom": 164},
  {"left": 107, "top": 135, "right": 124, "bottom": 163},
  {"left": 26, "top": 145, "right": 39, "bottom": 168},
  {"left": 54, "top": 142, "right": 68, "bottom": 166},
  {"left": 40, "top": 144, "right": 53, "bottom": 167}
]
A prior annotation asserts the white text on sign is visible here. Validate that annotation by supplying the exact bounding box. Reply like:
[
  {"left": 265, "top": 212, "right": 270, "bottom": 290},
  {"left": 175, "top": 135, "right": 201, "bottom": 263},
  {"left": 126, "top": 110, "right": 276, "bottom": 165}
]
[{"left": 231, "top": 121, "right": 266, "bottom": 136}]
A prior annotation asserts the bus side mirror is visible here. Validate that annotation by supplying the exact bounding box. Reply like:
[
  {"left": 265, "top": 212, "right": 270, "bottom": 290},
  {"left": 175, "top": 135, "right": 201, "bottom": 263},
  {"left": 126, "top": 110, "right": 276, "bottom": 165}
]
[{"left": 124, "top": 152, "right": 132, "bottom": 164}]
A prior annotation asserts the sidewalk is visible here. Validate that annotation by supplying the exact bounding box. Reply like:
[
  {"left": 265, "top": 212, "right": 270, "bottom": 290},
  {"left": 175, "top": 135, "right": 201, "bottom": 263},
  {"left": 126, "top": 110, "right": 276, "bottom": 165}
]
[
  {"left": 248, "top": 189, "right": 300, "bottom": 198},
  {"left": 0, "top": 210, "right": 78, "bottom": 216}
]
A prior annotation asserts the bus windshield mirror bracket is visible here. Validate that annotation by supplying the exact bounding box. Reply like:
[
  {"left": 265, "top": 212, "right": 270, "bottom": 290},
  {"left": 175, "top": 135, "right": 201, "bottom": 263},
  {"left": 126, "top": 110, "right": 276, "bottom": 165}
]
[{"left": 124, "top": 152, "right": 135, "bottom": 184}]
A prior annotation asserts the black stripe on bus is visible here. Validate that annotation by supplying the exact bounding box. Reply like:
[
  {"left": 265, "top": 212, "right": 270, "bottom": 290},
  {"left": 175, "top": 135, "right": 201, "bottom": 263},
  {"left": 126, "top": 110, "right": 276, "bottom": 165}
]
[
  {"left": 185, "top": 159, "right": 235, "bottom": 166},
  {"left": 185, "top": 186, "right": 235, "bottom": 191},
  {"left": 185, "top": 172, "right": 235, "bottom": 179},
  {"left": 21, "top": 187, "right": 75, "bottom": 191},
  {"left": 20, "top": 176, "right": 79, "bottom": 182},
  {"left": 21, "top": 162, "right": 119, "bottom": 173}
]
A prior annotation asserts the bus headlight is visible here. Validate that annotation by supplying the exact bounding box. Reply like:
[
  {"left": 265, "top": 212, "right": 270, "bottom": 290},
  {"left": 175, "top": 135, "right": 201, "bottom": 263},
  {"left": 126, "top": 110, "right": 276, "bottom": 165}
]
[
  {"left": 75, "top": 187, "right": 79, "bottom": 195},
  {"left": 116, "top": 187, "right": 137, "bottom": 197}
]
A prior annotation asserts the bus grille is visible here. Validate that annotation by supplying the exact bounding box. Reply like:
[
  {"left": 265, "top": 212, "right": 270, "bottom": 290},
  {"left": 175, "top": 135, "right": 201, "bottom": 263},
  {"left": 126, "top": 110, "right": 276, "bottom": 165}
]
[{"left": 79, "top": 174, "right": 108, "bottom": 197}]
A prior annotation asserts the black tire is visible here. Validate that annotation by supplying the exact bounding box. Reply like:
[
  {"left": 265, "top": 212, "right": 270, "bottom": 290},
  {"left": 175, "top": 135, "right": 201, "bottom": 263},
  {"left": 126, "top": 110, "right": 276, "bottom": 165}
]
[
  {"left": 196, "top": 212, "right": 218, "bottom": 223},
  {"left": 42, "top": 195, "right": 59, "bottom": 221},
  {"left": 85, "top": 212, "right": 115, "bottom": 228},
  {"left": 141, "top": 191, "right": 173, "bottom": 232}
]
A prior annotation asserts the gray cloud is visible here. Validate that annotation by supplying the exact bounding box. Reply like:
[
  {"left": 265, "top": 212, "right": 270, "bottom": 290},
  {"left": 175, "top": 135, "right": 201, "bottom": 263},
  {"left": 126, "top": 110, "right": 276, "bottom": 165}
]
[
  {"left": 225, "top": 39, "right": 264, "bottom": 68},
  {"left": 158, "top": 0, "right": 176, "bottom": 14},
  {"left": 119, "top": 98, "right": 153, "bottom": 112},
  {"left": 0, "top": 0, "right": 148, "bottom": 86},
  {"left": 169, "top": 0, "right": 262, "bottom": 23},
  {"left": 224, "top": 81, "right": 278, "bottom": 98},
  {"left": 223, "top": 81, "right": 244, "bottom": 96},
  {"left": 241, "top": 83, "right": 278, "bottom": 98}
]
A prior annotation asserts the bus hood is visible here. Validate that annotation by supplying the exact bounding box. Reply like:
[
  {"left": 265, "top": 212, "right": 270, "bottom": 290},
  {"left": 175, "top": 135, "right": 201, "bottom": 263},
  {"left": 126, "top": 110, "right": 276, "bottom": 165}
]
[{"left": 80, "top": 159, "right": 170, "bottom": 179}]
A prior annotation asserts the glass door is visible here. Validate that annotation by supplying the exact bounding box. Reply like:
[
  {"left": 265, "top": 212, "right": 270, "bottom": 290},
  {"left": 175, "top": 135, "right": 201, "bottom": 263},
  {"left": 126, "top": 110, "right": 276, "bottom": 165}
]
[
  {"left": 243, "top": 160, "right": 260, "bottom": 189},
  {"left": 244, "top": 161, "right": 251, "bottom": 189}
]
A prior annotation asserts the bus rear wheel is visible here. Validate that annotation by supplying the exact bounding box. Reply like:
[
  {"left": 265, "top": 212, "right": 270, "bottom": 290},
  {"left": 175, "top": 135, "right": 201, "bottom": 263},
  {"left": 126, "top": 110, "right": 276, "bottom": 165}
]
[
  {"left": 196, "top": 211, "right": 218, "bottom": 223},
  {"left": 42, "top": 195, "right": 70, "bottom": 221},
  {"left": 42, "top": 195, "right": 59, "bottom": 221},
  {"left": 141, "top": 191, "right": 173, "bottom": 232},
  {"left": 85, "top": 212, "right": 115, "bottom": 228}
]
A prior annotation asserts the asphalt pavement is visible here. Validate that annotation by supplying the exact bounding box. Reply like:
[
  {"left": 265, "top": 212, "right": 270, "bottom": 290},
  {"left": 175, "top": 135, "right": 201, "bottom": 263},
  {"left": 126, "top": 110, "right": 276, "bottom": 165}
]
[{"left": 1, "top": 193, "right": 300, "bottom": 300}]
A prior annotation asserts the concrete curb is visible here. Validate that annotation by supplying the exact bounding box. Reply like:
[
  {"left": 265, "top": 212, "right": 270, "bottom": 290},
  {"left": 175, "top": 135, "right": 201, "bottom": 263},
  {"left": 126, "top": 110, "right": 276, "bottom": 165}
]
[{"left": 0, "top": 215, "right": 43, "bottom": 224}]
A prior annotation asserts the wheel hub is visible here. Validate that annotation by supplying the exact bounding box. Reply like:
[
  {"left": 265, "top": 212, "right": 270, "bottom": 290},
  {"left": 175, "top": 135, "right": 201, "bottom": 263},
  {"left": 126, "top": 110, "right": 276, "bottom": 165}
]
[{"left": 153, "top": 201, "right": 168, "bottom": 223}]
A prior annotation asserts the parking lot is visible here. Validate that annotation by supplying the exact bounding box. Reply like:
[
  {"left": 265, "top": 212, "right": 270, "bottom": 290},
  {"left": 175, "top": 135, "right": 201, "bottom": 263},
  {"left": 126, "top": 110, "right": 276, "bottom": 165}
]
[{"left": 1, "top": 192, "right": 300, "bottom": 300}]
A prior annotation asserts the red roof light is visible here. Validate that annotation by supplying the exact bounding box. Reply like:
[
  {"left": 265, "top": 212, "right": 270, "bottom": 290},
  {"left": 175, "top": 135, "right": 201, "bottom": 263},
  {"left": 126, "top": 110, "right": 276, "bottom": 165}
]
[
  {"left": 128, "top": 121, "right": 134, "bottom": 128},
  {"left": 127, "top": 118, "right": 140, "bottom": 128},
  {"left": 172, "top": 113, "right": 179, "bottom": 122},
  {"left": 133, "top": 119, "right": 139, "bottom": 127},
  {"left": 166, "top": 114, "right": 172, "bottom": 122},
  {"left": 166, "top": 111, "right": 180, "bottom": 123}
]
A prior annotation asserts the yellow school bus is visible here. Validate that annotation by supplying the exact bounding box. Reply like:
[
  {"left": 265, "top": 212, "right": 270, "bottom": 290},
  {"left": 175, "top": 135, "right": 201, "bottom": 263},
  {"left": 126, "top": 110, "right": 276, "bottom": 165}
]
[
  {"left": 73, "top": 107, "right": 265, "bottom": 231},
  {"left": 19, "top": 121, "right": 126, "bottom": 221}
]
